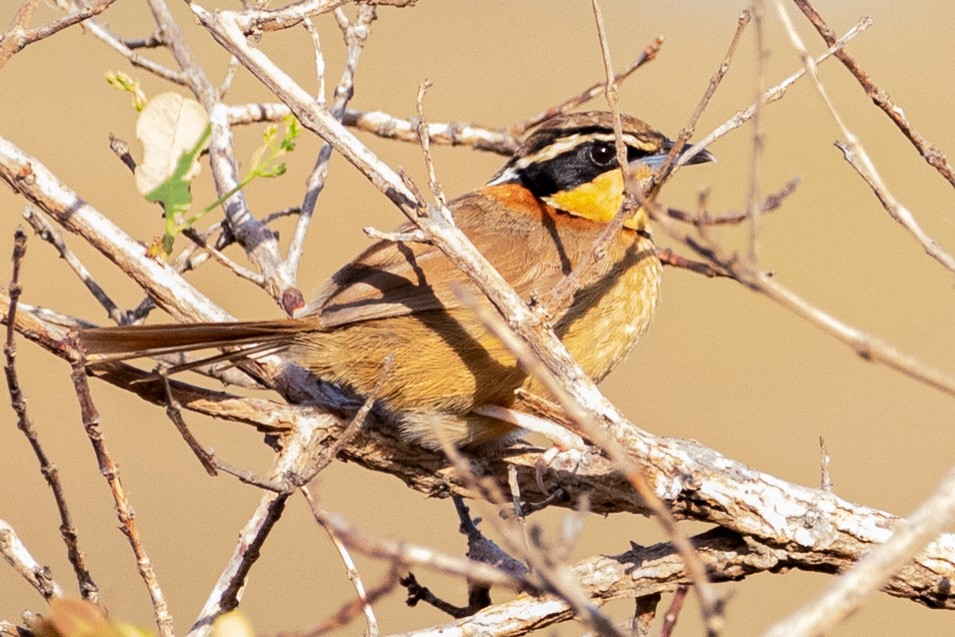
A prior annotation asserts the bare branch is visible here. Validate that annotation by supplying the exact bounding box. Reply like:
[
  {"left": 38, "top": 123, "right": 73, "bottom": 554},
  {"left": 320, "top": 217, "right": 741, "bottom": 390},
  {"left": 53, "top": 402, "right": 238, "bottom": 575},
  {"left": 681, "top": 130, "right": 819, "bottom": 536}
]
[
  {"left": 794, "top": 0, "right": 955, "bottom": 188},
  {"left": 513, "top": 35, "right": 665, "bottom": 135},
  {"left": 307, "top": 506, "right": 532, "bottom": 593},
  {"left": 383, "top": 529, "right": 757, "bottom": 637},
  {"left": 683, "top": 16, "right": 872, "bottom": 162},
  {"left": 303, "top": 488, "right": 384, "bottom": 637},
  {"left": 659, "top": 586, "right": 689, "bottom": 637},
  {"left": 744, "top": 0, "right": 767, "bottom": 265},
  {"left": 69, "top": 340, "right": 174, "bottom": 637},
  {"left": 0, "top": 519, "right": 62, "bottom": 600},
  {"left": 654, "top": 9, "right": 749, "bottom": 183},
  {"left": 84, "top": 17, "right": 187, "bottom": 84},
  {"left": 836, "top": 141, "right": 955, "bottom": 273},
  {"left": 23, "top": 207, "right": 123, "bottom": 324},
  {"left": 763, "top": 467, "right": 955, "bottom": 637},
  {"left": 0, "top": 136, "right": 229, "bottom": 323},
  {"left": 0, "top": 0, "right": 118, "bottom": 66},
  {"left": 230, "top": 0, "right": 352, "bottom": 34},
  {"left": 3, "top": 228, "right": 98, "bottom": 601},
  {"left": 143, "top": 0, "right": 294, "bottom": 302},
  {"left": 287, "top": 5, "right": 377, "bottom": 280},
  {"left": 775, "top": 0, "right": 955, "bottom": 274},
  {"left": 189, "top": 411, "right": 338, "bottom": 635},
  {"left": 226, "top": 104, "right": 520, "bottom": 155}
]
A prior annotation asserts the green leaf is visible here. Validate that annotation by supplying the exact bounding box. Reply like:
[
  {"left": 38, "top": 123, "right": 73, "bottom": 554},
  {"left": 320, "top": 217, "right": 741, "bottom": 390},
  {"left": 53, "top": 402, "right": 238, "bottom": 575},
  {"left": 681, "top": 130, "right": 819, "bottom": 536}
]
[{"left": 133, "top": 93, "right": 211, "bottom": 255}]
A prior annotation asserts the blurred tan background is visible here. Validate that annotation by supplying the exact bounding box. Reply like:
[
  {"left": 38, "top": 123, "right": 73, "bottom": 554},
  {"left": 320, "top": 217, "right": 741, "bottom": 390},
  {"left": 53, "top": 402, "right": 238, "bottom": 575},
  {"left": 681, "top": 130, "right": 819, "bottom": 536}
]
[{"left": 2, "top": 1, "right": 954, "bottom": 635}]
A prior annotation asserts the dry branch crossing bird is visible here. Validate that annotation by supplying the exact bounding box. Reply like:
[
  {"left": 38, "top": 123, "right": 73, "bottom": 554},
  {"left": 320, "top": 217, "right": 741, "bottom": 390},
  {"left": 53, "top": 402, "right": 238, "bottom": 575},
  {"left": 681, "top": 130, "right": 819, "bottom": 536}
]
[{"left": 81, "top": 111, "right": 714, "bottom": 449}]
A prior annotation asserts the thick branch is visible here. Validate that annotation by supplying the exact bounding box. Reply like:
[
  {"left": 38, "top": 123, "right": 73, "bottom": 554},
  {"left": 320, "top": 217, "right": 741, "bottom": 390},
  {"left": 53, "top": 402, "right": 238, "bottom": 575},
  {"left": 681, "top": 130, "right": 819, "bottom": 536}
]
[{"left": 3, "top": 292, "right": 954, "bottom": 618}]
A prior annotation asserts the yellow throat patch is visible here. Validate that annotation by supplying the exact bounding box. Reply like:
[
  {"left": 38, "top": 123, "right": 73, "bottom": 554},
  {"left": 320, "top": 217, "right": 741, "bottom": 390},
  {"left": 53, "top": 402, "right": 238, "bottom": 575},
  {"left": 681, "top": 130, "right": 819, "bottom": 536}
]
[{"left": 543, "top": 167, "right": 651, "bottom": 231}]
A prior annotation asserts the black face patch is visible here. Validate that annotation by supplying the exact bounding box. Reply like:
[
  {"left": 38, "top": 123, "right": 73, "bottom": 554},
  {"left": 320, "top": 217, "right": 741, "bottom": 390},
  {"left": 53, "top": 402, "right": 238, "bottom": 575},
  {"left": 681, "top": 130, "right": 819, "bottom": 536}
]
[{"left": 518, "top": 140, "right": 658, "bottom": 198}]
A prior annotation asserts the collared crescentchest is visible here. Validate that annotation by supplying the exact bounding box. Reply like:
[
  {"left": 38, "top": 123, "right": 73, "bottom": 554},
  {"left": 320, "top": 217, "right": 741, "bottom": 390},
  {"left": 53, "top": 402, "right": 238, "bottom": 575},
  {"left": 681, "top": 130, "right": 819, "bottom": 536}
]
[{"left": 82, "top": 111, "right": 714, "bottom": 449}]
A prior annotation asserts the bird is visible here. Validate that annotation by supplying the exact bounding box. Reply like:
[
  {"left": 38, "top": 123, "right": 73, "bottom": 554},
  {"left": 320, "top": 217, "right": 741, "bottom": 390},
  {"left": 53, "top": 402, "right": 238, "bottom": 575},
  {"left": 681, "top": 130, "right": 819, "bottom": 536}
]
[{"left": 81, "top": 111, "right": 714, "bottom": 450}]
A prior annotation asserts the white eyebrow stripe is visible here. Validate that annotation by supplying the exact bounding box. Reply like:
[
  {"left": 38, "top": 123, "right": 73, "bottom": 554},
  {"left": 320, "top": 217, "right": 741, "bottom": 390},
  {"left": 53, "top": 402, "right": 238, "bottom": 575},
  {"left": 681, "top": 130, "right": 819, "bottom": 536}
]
[
  {"left": 512, "top": 132, "right": 658, "bottom": 170},
  {"left": 486, "top": 130, "right": 666, "bottom": 186}
]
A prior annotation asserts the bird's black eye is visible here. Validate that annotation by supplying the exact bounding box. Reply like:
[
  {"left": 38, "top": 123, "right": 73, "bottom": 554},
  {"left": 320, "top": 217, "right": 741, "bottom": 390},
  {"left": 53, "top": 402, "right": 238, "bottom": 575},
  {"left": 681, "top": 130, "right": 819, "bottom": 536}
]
[{"left": 589, "top": 142, "right": 615, "bottom": 166}]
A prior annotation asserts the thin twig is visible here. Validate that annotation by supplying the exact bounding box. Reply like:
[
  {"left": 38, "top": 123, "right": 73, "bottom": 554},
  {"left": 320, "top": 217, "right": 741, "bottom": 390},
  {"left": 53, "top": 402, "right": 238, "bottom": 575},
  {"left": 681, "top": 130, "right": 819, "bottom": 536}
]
[
  {"left": 505, "top": 465, "right": 532, "bottom": 555},
  {"left": 303, "top": 17, "right": 326, "bottom": 107},
  {"left": 304, "top": 574, "right": 399, "bottom": 637},
  {"left": 303, "top": 488, "right": 381, "bottom": 637},
  {"left": 513, "top": 36, "right": 664, "bottom": 135},
  {"left": 362, "top": 226, "right": 428, "bottom": 243},
  {"left": 683, "top": 16, "right": 872, "bottom": 163},
  {"left": 69, "top": 337, "right": 174, "bottom": 637},
  {"left": 190, "top": 494, "right": 292, "bottom": 635},
  {"left": 663, "top": 175, "right": 799, "bottom": 227},
  {"left": 819, "top": 436, "right": 833, "bottom": 493},
  {"left": 181, "top": 227, "right": 265, "bottom": 285},
  {"left": 345, "top": 109, "right": 518, "bottom": 155},
  {"left": 0, "top": 0, "right": 39, "bottom": 67},
  {"left": 658, "top": 207, "right": 955, "bottom": 399},
  {"left": 23, "top": 207, "right": 124, "bottom": 324},
  {"left": 414, "top": 81, "right": 447, "bottom": 208},
  {"left": 229, "top": 0, "right": 352, "bottom": 34},
  {"left": 217, "top": 56, "right": 240, "bottom": 98},
  {"left": 654, "top": 9, "right": 750, "bottom": 184},
  {"left": 401, "top": 571, "right": 473, "bottom": 618},
  {"left": 775, "top": 0, "right": 955, "bottom": 275},
  {"left": 305, "top": 506, "right": 533, "bottom": 593},
  {"left": 655, "top": 248, "right": 729, "bottom": 278},
  {"left": 659, "top": 586, "right": 689, "bottom": 637},
  {"left": 3, "top": 228, "right": 98, "bottom": 601},
  {"left": 0, "top": 0, "right": 118, "bottom": 66},
  {"left": 123, "top": 30, "right": 163, "bottom": 49},
  {"left": 287, "top": 5, "right": 375, "bottom": 279},
  {"left": 51, "top": 0, "right": 187, "bottom": 84},
  {"left": 837, "top": 141, "right": 955, "bottom": 273},
  {"left": 159, "top": 373, "right": 219, "bottom": 476},
  {"left": 226, "top": 104, "right": 521, "bottom": 155},
  {"left": 744, "top": 0, "right": 768, "bottom": 266},
  {"left": 793, "top": 0, "right": 955, "bottom": 188}
]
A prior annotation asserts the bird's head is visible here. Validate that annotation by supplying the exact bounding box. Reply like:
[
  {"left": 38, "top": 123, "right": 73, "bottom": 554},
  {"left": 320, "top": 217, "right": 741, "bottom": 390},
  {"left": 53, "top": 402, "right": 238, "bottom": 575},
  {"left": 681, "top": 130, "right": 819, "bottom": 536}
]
[{"left": 489, "top": 111, "right": 714, "bottom": 232}]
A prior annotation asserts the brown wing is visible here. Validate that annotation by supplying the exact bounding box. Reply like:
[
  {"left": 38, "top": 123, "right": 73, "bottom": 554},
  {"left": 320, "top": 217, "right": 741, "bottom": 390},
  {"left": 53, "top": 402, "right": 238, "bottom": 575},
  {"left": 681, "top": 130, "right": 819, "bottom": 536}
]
[{"left": 308, "top": 187, "right": 582, "bottom": 329}]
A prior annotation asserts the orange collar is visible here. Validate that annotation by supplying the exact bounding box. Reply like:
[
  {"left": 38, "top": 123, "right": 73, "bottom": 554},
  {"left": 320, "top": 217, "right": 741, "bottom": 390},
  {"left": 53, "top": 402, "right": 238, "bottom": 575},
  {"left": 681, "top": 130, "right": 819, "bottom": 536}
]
[{"left": 477, "top": 182, "right": 642, "bottom": 233}]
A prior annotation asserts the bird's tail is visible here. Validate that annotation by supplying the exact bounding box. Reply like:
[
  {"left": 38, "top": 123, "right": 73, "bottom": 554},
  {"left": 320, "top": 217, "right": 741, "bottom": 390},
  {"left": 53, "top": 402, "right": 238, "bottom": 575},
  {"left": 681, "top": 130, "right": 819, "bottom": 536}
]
[{"left": 80, "top": 319, "right": 313, "bottom": 366}]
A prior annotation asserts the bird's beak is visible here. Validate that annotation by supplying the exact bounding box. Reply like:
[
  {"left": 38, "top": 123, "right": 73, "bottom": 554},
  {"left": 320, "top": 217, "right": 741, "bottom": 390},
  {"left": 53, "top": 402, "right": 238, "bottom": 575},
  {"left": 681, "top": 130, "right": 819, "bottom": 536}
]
[
  {"left": 679, "top": 146, "right": 716, "bottom": 166},
  {"left": 630, "top": 143, "right": 716, "bottom": 171}
]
